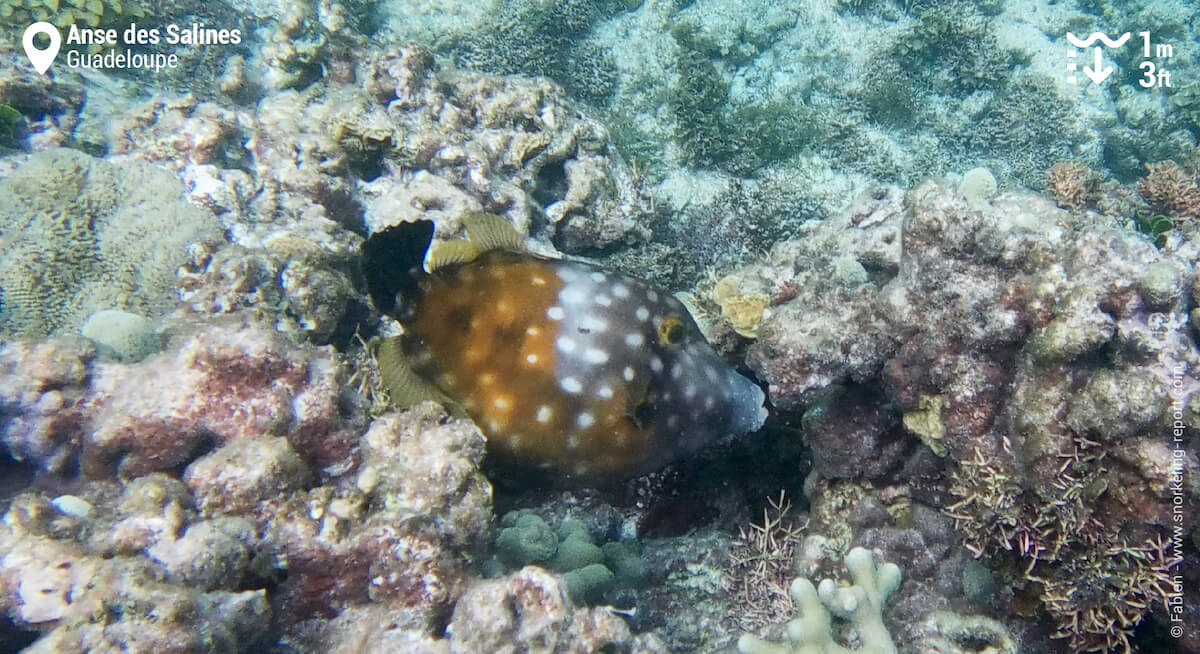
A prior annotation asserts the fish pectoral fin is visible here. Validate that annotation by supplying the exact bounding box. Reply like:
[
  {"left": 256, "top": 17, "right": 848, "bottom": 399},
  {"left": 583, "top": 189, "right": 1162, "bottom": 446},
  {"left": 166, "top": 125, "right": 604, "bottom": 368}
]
[
  {"left": 463, "top": 212, "right": 525, "bottom": 253},
  {"left": 425, "top": 240, "right": 480, "bottom": 272},
  {"left": 374, "top": 336, "right": 451, "bottom": 409}
]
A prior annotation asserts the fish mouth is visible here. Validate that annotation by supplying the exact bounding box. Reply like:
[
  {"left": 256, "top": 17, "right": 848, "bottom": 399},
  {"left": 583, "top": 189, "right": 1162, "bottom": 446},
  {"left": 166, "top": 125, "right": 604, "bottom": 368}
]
[{"left": 727, "top": 371, "right": 768, "bottom": 435}]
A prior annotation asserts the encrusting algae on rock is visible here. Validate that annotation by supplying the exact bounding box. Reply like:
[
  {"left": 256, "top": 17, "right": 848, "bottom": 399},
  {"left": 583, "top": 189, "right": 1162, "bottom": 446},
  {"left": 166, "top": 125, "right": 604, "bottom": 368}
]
[{"left": 364, "top": 213, "right": 767, "bottom": 485}]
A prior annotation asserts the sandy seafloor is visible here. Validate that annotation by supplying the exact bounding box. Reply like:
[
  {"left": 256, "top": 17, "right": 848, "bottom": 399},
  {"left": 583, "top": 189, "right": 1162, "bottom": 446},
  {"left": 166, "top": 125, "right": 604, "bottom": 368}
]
[{"left": 1, "top": 0, "right": 1199, "bottom": 652}]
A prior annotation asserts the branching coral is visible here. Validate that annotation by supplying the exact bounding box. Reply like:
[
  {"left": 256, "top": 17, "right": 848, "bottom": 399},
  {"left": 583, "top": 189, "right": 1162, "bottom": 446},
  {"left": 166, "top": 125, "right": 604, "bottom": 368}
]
[
  {"left": 946, "top": 437, "right": 1182, "bottom": 653},
  {"left": 737, "top": 547, "right": 901, "bottom": 654},
  {"left": 726, "top": 491, "right": 807, "bottom": 633},
  {"left": 1138, "top": 159, "right": 1200, "bottom": 218},
  {"left": 1046, "top": 160, "right": 1098, "bottom": 211}
]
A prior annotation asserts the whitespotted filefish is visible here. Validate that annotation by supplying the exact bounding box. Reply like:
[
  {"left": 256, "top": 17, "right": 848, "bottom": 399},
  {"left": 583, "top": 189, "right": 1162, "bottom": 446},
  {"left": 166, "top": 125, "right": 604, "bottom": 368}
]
[{"left": 364, "top": 214, "right": 767, "bottom": 485}]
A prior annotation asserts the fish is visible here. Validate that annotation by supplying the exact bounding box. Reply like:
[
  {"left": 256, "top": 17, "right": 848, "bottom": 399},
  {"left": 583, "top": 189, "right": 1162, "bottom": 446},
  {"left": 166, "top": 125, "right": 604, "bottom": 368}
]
[{"left": 364, "top": 213, "right": 767, "bottom": 484}]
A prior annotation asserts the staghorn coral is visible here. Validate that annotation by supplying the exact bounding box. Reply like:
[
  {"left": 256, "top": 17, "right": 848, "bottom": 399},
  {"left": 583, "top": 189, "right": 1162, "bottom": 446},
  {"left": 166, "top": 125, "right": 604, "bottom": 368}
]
[
  {"left": 725, "top": 491, "right": 807, "bottom": 634},
  {"left": 736, "top": 547, "right": 902, "bottom": 654}
]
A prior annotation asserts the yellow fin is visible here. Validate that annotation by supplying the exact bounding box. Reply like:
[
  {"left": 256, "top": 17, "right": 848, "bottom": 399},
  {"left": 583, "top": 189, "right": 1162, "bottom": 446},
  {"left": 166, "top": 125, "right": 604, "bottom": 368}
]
[
  {"left": 425, "top": 240, "right": 480, "bottom": 272},
  {"left": 374, "top": 337, "right": 447, "bottom": 409},
  {"left": 464, "top": 212, "right": 525, "bottom": 253}
]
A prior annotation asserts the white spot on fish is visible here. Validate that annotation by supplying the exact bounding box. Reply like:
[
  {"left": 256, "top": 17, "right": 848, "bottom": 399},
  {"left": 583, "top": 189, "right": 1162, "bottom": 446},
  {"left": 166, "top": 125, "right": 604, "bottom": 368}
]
[
  {"left": 595, "top": 295, "right": 612, "bottom": 307},
  {"left": 561, "top": 286, "right": 586, "bottom": 304},
  {"left": 591, "top": 271, "right": 606, "bottom": 283},
  {"left": 526, "top": 353, "right": 539, "bottom": 364},
  {"left": 685, "top": 384, "right": 697, "bottom": 399},
  {"left": 567, "top": 434, "right": 580, "bottom": 450},
  {"left": 561, "top": 377, "right": 583, "bottom": 394},
  {"left": 705, "top": 396, "right": 715, "bottom": 410},
  {"left": 667, "top": 415, "right": 679, "bottom": 429},
  {"left": 557, "top": 336, "right": 576, "bottom": 353},
  {"left": 623, "top": 366, "right": 635, "bottom": 381},
  {"left": 671, "top": 363, "right": 683, "bottom": 379},
  {"left": 547, "top": 306, "right": 565, "bottom": 321},
  {"left": 580, "top": 315, "right": 608, "bottom": 332},
  {"left": 598, "top": 385, "right": 614, "bottom": 399},
  {"left": 646, "top": 290, "right": 658, "bottom": 302},
  {"left": 613, "top": 284, "right": 630, "bottom": 298},
  {"left": 635, "top": 306, "right": 650, "bottom": 322},
  {"left": 493, "top": 396, "right": 512, "bottom": 410},
  {"left": 705, "top": 365, "right": 719, "bottom": 382},
  {"left": 649, "top": 356, "right": 663, "bottom": 372},
  {"left": 584, "top": 348, "right": 609, "bottom": 364},
  {"left": 577, "top": 412, "right": 595, "bottom": 428},
  {"left": 532, "top": 276, "right": 547, "bottom": 286},
  {"left": 537, "top": 406, "right": 554, "bottom": 423},
  {"left": 625, "top": 332, "right": 644, "bottom": 348},
  {"left": 527, "top": 326, "right": 541, "bottom": 336}
]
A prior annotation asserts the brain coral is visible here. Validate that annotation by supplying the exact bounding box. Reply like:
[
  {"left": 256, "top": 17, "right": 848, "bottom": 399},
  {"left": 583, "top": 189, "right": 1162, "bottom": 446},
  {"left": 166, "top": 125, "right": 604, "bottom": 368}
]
[{"left": 0, "top": 148, "right": 224, "bottom": 338}]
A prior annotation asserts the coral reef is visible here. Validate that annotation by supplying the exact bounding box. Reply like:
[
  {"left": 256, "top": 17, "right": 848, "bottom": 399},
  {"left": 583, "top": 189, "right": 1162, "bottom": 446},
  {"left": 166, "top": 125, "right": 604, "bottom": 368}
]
[
  {"left": 3, "top": 0, "right": 1199, "bottom": 650},
  {"left": 737, "top": 547, "right": 902, "bottom": 654},
  {"left": 1, "top": 315, "right": 363, "bottom": 477},
  {"left": 743, "top": 179, "right": 1199, "bottom": 651},
  {"left": 102, "top": 44, "right": 651, "bottom": 260},
  {"left": 0, "top": 149, "right": 224, "bottom": 339},
  {"left": 0, "top": 480, "right": 270, "bottom": 654}
]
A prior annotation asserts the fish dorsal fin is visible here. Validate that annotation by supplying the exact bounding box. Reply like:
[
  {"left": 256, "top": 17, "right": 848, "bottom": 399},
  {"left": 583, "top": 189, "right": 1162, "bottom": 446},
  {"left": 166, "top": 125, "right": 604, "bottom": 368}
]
[
  {"left": 374, "top": 336, "right": 450, "bottom": 409},
  {"left": 425, "top": 240, "right": 480, "bottom": 273},
  {"left": 464, "top": 212, "right": 525, "bottom": 253}
]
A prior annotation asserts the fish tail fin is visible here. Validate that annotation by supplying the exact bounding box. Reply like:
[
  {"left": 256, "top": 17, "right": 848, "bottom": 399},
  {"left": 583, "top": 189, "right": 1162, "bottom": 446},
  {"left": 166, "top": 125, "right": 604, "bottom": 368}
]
[
  {"left": 372, "top": 336, "right": 450, "bottom": 409},
  {"left": 363, "top": 219, "right": 435, "bottom": 318}
]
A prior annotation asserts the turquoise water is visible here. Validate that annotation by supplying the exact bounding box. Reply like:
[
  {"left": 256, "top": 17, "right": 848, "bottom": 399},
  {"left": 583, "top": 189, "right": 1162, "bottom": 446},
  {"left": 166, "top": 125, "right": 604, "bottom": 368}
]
[{"left": 0, "top": 0, "right": 1197, "bottom": 652}]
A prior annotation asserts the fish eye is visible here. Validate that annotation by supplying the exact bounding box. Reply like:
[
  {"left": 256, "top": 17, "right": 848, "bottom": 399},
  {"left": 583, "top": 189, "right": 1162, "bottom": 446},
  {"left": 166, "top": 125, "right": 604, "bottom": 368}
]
[{"left": 658, "top": 317, "right": 687, "bottom": 346}]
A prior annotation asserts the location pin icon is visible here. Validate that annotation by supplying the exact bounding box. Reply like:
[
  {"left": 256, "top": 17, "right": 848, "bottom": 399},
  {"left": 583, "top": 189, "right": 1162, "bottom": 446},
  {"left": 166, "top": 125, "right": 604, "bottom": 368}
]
[{"left": 23, "top": 22, "right": 62, "bottom": 75}]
